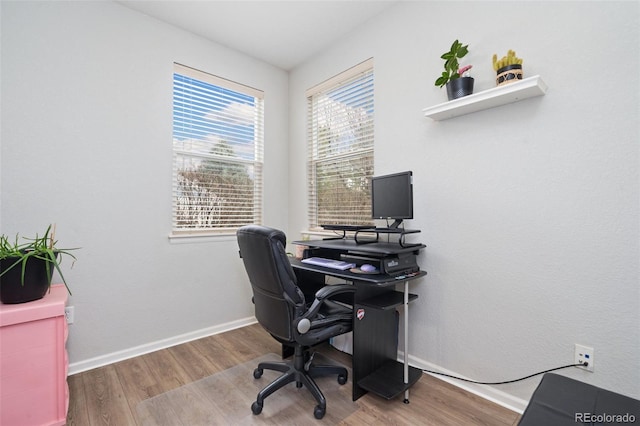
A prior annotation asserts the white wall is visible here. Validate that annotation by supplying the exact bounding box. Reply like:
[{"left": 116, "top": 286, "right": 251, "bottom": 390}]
[
  {"left": 289, "top": 1, "right": 639, "bottom": 409},
  {"left": 2, "top": 0, "right": 638, "bottom": 412},
  {"left": 1, "top": 1, "right": 289, "bottom": 370}
]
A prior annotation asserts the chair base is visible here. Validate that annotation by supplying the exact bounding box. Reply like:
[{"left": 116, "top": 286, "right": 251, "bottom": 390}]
[{"left": 251, "top": 346, "right": 348, "bottom": 419}]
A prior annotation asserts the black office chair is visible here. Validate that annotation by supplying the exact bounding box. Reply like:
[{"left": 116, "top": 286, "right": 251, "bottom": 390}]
[{"left": 237, "top": 225, "right": 355, "bottom": 419}]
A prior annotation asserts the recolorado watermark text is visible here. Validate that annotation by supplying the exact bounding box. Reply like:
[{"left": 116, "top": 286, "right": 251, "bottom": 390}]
[{"left": 575, "top": 412, "right": 636, "bottom": 423}]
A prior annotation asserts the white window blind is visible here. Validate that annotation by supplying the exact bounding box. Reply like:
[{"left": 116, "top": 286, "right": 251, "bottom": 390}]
[
  {"left": 306, "top": 59, "right": 374, "bottom": 229},
  {"left": 172, "top": 63, "right": 264, "bottom": 235}
]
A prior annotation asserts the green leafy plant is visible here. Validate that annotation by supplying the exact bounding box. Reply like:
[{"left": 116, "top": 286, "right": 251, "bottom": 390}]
[
  {"left": 0, "top": 225, "right": 77, "bottom": 295},
  {"left": 435, "top": 40, "right": 470, "bottom": 88}
]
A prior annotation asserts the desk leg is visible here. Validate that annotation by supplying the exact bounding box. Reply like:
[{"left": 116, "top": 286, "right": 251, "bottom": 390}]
[{"left": 403, "top": 280, "right": 410, "bottom": 403}]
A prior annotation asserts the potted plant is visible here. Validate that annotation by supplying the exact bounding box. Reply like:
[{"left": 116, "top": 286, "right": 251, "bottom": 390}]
[
  {"left": 0, "top": 224, "right": 77, "bottom": 304},
  {"left": 435, "top": 39, "right": 474, "bottom": 100},
  {"left": 493, "top": 49, "right": 523, "bottom": 86}
]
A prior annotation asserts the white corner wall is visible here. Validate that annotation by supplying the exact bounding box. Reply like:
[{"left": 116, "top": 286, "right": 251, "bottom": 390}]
[
  {"left": 1, "top": 1, "right": 289, "bottom": 370},
  {"left": 289, "top": 1, "right": 639, "bottom": 409},
  {"left": 2, "top": 0, "right": 638, "bottom": 412}
]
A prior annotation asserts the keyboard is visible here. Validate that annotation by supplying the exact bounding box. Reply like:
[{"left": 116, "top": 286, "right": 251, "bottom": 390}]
[
  {"left": 321, "top": 224, "right": 373, "bottom": 231},
  {"left": 301, "top": 257, "right": 356, "bottom": 270}
]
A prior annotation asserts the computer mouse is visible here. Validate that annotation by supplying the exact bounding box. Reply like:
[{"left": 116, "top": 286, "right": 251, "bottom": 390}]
[{"left": 360, "top": 264, "right": 377, "bottom": 272}]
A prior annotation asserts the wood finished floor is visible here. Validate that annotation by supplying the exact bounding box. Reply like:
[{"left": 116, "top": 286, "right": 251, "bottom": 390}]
[{"left": 67, "top": 323, "right": 522, "bottom": 425}]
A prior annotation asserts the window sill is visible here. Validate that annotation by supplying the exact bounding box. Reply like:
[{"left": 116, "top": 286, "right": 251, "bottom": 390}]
[
  {"left": 300, "top": 229, "right": 359, "bottom": 240},
  {"left": 168, "top": 232, "right": 237, "bottom": 244}
]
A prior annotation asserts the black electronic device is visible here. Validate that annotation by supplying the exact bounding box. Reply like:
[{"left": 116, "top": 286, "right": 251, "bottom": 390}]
[
  {"left": 340, "top": 251, "right": 418, "bottom": 276},
  {"left": 341, "top": 253, "right": 383, "bottom": 271},
  {"left": 381, "top": 252, "right": 419, "bottom": 275},
  {"left": 371, "top": 171, "right": 413, "bottom": 229},
  {"left": 321, "top": 224, "right": 372, "bottom": 231}
]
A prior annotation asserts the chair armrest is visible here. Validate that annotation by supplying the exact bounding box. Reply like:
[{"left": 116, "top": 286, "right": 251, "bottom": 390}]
[
  {"left": 313, "top": 284, "right": 355, "bottom": 302},
  {"left": 295, "top": 284, "right": 355, "bottom": 334}
]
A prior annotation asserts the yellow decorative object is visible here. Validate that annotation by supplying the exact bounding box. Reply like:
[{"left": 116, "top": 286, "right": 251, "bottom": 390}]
[
  {"left": 492, "top": 50, "right": 523, "bottom": 71},
  {"left": 493, "top": 50, "right": 524, "bottom": 86}
]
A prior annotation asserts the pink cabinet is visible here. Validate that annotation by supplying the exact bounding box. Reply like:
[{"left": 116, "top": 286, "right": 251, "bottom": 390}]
[{"left": 0, "top": 284, "right": 69, "bottom": 426}]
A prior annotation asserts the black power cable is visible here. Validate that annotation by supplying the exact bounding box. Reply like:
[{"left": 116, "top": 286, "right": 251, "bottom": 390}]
[{"left": 422, "top": 362, "right": 587, "bottom": 385}]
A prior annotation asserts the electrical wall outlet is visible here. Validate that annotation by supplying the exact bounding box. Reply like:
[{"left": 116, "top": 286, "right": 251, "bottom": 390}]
[
  {"left": 65, "top": 306, "right": 75, "bottom": 324},
  {"left": 574, "top": 344, "right": 594, "bottom": 372}
]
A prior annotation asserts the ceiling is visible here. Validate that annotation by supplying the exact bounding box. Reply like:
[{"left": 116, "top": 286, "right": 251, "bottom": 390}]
[{"left": 116, "top": 1, "right": 398, "bottom": 71}]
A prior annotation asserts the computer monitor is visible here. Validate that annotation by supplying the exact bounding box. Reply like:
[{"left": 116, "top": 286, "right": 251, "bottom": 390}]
[{"left": 371, "top": 171, "right": 413, "bottom": 229}]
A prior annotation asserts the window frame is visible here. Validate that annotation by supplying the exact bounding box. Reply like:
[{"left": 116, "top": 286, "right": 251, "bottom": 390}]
[
  {"left": 171, "top": 63, "right": 264, "bottom": 238},
  {"left": 305, "top": 58, "right": 375, "bottom": 231}
]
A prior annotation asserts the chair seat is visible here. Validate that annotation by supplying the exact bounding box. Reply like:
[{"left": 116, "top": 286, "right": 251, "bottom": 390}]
[{"left": 312, "top": 300, "right": 352, "bottom": 330}]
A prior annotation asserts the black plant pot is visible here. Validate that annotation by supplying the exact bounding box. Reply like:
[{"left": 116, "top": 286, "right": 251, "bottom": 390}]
[
  {"left": 0, "top": 256, "right": 54, "bottom": 304},
  {"left": 446, "top": 77, "right": 474, "bottom": 100}
]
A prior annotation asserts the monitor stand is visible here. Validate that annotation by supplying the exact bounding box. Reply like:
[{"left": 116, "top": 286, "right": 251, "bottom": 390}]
[
  {"left": 388, "top": 219, "right": 404, "bottom": 229},
  {"left": 354, "top": 224, "right": 421, "bottom": 247}
]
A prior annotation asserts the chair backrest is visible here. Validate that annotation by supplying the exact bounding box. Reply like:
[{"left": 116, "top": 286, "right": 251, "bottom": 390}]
[{"left": 237, "top": 225, "right": 305, "bottom": 342}]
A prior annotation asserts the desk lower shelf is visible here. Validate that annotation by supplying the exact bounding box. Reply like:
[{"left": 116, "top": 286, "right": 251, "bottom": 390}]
[
  {"left": 358, "top": 359, "right": 422, "bottom": 400},
  {"left": 360, "top": 291, "right": 418, "bottom": 310}
]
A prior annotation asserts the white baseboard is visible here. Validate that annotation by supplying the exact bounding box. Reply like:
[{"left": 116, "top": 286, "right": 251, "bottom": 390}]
[
  {"left": 68, "top": 317, "right": 257, "bottom": 375},
  {"left": 399, "top": 351, "right": 528, "bottom": 414},
  {"left": 69, "top": 320, "right": 529, "bottom": 413}
]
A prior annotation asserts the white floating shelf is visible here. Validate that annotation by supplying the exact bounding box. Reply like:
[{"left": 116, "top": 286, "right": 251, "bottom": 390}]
[{"left": 423, "top": 75, "right": 548, "bottom": 121}]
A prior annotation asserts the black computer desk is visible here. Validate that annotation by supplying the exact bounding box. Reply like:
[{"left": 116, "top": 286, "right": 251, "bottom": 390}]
[{"left": 290, "top": 238, "right": 426, "bottom": 403}]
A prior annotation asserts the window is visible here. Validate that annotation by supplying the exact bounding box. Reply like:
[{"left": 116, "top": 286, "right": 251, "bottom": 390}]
[
  {"left": 172, "top": 64, "right": 264, "bottom": 235},
  {"left": 306, "top": 59, "right": 374, "bottom": 229}
]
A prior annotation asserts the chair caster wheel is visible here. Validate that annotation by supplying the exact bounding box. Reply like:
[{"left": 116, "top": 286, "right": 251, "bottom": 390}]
[
  {"left": 314, "top": 405, "right": 326, "bottom": 419},
  {"left": 253, "top": 368, "right": 263, "bottom": 379},
  {"left": 403, "top": 398, "right": 410, "bottom": 404},
  {"left": 251, "top": 401, "right": 263, "bottom": 415},
  {"left": 338, "top": 374, "right": 347, "bottom": 385}
]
